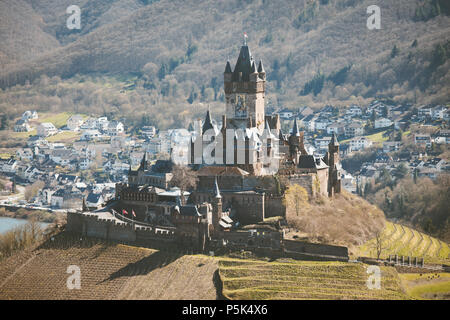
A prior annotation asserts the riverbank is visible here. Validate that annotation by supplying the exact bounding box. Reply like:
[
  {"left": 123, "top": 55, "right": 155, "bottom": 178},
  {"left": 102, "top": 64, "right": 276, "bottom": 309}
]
[
  {"left": 0, "top": 207, "right": 66, "bottom": 224},
  {"left": 0, "top": 216, "right": 50, "bottom": 234}
]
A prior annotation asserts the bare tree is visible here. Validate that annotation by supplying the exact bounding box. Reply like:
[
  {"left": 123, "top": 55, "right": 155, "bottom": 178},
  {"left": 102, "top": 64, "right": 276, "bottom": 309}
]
[
  {"left": 170, "top": 165, "right": 198, "bottom": 205},
  {"left": 371, "top": 230, "right": 389, "bottom": 260},
  {"left": 24, "top": 180, "right": 45, "bottom": 201},
  {"left": 283, "top": 184, "right": 309, "bottom": 217}
]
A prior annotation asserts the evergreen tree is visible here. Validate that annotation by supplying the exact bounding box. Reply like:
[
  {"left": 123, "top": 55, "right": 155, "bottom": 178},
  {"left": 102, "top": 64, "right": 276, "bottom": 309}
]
[{"left": 391, "top": 45, "right": 400, "bottom": 58}]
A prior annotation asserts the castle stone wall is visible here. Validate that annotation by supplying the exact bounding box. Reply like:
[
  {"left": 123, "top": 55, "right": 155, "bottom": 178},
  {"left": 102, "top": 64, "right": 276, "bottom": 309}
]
[{"left": 283, "top": 239, "right": 348, "bottom": 258}]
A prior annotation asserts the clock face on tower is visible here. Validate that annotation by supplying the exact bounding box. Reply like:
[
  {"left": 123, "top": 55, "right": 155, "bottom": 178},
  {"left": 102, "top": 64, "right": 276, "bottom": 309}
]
[{"left": 234, "top": 95, "right": 247, "bottom": 118}]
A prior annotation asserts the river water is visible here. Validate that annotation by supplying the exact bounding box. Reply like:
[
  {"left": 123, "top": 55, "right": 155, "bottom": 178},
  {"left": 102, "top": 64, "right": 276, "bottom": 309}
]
[{"left": 0, "top": 217, "right": 50, "bottom": 234}]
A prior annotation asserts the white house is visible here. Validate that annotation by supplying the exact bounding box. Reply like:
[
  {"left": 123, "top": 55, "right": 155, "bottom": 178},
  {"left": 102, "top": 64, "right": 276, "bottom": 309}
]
[
  {"left": 346, "top": 105, "right": 363, "bottom": 117},
  {"left": 315, "top": 118, "right": 331, "bottom": 131},
  {"left": 141, "top": 126, "right": 156, "bottom": 138},
  {"left": 37, "top": 122, "right": 57, "bottom": 137},
  {"left": 79, "top": 157, "right": 92, "bottom": 170},
  {"left": 14, "top": 119, "right": 31, "bottom": 132},
  {"left": 432, "top": 105, "right": 447, "bottom": 120},
  {"left": 315, "top": 137, "right": 332, "bottom": 150},
  {"left": 16, "top": 148, "right": 34, "bottom": 161},
  {"left": 276, "top": 108, "right": 295, "bottom": 119},
  {"left": 80, "top": 117, "right": 97, "bottom": 130},
  {"left": 106, "top": 121, "right": 124, "bottom": 136},
  {"left": 95, "top": 117, "right": 109, "bottom": 131},
  {"left": 301, "top": 115, "right": 316, "bottom": 132},
  {"left": 86, "top": 193, "right": 104, "bottom": 210},
  {"left": 0, "top": 159, "right": 18, "bottom": 174},
  {"left": 434, "top": 129, "right": 450, "bottom": 144},
  {"left": 417, "top": 105, "right": 432, "bottom": 119},
  {"left": 383, "top": 141, "right": 402, "bottom": 153},
  {"left": 50, "top": 149, "right": 73, "bottom": 165},
  {"left": 111, "top": 161, "right": 130, "bottom": 173},
  {"left": 81, "top": 130, "right": 102, "bottom": 141},
  {"left": 374, "top": 118, "right": 393, "bottom": 129},
  {"left": 414, "top": 134, "right": 432, "bottom": 147},
  {"left": 349, "top": 137, "right": 373, "bottom": 151},
  {"left": 67, "top": 115, "right": 84, "bottom": 131},
  {"left": 21, "top": 110, "right": 38, "bottom": 121},
  {"left": 326, "top": 122, "right": 345, "bottom": 135},
  {"left": 345, "top": 122, "right": 364, "bottom": 137}
]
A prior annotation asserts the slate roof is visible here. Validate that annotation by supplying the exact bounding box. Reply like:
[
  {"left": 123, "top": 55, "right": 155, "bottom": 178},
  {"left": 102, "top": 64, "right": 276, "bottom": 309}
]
[
  {"left": 197, "top": 166, "right": 249, "bottom": 176},
  {"left": 298, "top": 155, "right": 328, "bottom": 170},
  {"left": 86, "top": 193, "right": 103, "bottom": 204},
  {"left": 231, "top": 45, "right": 254, "bottom": 82},
  {"left": 202, "top": 109, "right": 214, "bottom": 134},
  {"left": 178, "top": 205, "right": 202, "bottom": 217}
]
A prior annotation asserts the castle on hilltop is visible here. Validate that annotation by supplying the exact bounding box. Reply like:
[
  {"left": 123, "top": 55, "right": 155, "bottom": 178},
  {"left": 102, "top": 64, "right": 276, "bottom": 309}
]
[
  {"left": 71, "top": 38, "right": 342, "bottom": 250},
  {"left": 67, "top": 37, "right": 347, "bottom": 260},
  {"left": 188, "top": 38, "right": 341, "bottom": 197}
]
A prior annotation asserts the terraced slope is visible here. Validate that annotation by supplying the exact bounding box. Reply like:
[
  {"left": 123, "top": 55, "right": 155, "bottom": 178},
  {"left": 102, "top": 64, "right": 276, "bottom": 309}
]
[
  {"left": 218, "top": 257, "right": 409, "bottom": 300},
  {"left": 0, "top": 234, "right": 218, "bottom": 300},
  {"left": 399, "top": 273, "right": 450, "bottom": 300},
  {"left": 117, "top": 254, "right": 218, "bottom": 300},
  {"left": 358, "top": 222, "right": 450, "bottom": 265}
]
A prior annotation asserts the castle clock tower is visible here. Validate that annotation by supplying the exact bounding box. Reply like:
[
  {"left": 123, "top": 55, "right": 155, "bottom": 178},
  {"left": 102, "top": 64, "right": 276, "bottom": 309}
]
[{"left": 224, "top": 36, "right": 266, "bottom": 131}]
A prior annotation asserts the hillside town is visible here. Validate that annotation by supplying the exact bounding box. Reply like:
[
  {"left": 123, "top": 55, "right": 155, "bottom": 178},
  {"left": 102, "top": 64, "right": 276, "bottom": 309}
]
[{"left": 1, "top": 100, "right": 448, "bottom": 212}]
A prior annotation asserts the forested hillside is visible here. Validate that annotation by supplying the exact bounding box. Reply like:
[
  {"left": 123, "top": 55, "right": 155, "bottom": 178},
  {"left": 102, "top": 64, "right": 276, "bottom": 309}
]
[{"left": 0, "top": 0, "right": 449, "bottom": 129}]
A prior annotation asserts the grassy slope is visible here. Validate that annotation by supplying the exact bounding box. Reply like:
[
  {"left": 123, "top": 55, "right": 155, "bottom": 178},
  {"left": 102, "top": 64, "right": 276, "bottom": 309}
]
[
  {"left": 33, "top": 112, "right": 75, "bottom": 128},
  {"left": 399, "top": 273, "right": 450, "bottom": 300},
  {"left": 0, "top": 233, "right": 218, "bottom": 300},
  {"left": 1, "top": 232, "right": 449, "bottom": 300},
  {"left": 357, "top": 221, "right": 450, "bottom": 264},
  {"left": 218, "top": 257, "right": 408, "bottom": 300}
]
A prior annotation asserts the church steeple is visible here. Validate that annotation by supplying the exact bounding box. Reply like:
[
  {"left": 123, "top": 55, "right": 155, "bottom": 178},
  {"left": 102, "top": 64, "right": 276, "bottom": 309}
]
[
  {"left": 138, "top": 152, "right": 147, "bottom": 171},
  {"left": 202, "top": 108, "right": 214, "bottom": 134},
  {"left": 291, "top": 117, "right": 300, "bottom": 136},
  {"left": 330, "top": 132, "right": 339, "bottom": 147},
  {"left": 224, "top": 60, "right": 232, "bottom": 73}
]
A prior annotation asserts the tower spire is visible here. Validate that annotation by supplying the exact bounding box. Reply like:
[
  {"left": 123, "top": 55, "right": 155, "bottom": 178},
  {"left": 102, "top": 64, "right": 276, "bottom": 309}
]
[
  {"left": 202, "top": 106, "right": 214, "bottom": 134},
  {"left": 139, "top": 152, "right": 147, "bottom": 171},
  {"left": 291, "top": 117, "right": 300, "bottom": 136},
  {"left": 258, "top": 60, "right": 265, "bottom": 73},
  {"left": 224, "top": 60, "right": 232, "bottom": 73},
  {"left": 214, "top": 176, "right": 221, "bottom": 199},
  {"left": 330, "top": 132, "right": 339, "bottom": 146},
  {"left": 243, "top": 32, "right": 248, "bottom": 46}
]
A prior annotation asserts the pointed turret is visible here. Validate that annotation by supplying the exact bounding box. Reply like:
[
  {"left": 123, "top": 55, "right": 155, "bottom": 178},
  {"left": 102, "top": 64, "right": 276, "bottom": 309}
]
[
  {"left": 224, "top": 61, "right": 232, "bottom": 73},
  {"left": 330, "top": 133, "right": 339, "bottom": 146},
  {"left": 139, "top": 152, "right": 147, "bottom": 171},
  {"left": 232, "top": 44, "right": 253, "bottom": 82},
  {"left": 251, "top": 60, "right": 257, "bottom": 74},
  {"left": 214, "top": 177, "right": 221, "bottom": 199},
  {"left": 202, "top": 108, "right": 214, "bottom": 134},
  {"left": 258, "top": 60, "right": 265, "bottom": 73},
  {"left": 291, "top": 117, "right": 300, "bottom": 136}
]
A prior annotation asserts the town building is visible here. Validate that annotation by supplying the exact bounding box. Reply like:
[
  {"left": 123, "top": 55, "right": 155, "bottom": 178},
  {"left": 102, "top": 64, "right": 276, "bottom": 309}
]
[{"left": 37, "top": 122, "right": 57, "bottom": 137}]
